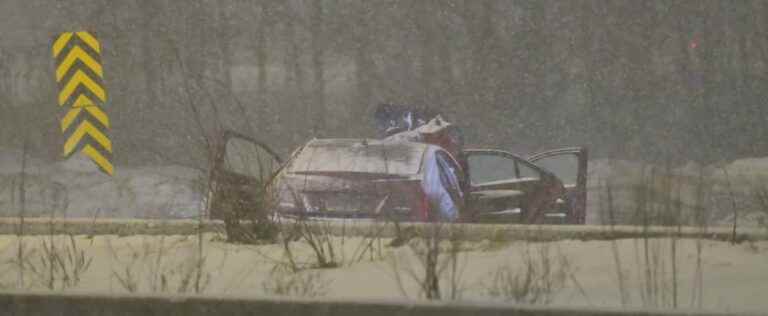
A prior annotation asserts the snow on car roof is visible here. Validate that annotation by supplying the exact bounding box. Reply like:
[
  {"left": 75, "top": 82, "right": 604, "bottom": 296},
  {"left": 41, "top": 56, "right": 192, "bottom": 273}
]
[{"left": 289, "top": 139, "right": 429, "bottom": 175}]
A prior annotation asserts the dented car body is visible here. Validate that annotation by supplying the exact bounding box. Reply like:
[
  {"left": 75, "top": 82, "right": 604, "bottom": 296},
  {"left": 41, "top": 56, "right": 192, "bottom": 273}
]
[
  {"left": 210, "top": 130, "right": 588, "bottom": 224},
  {"left": 276, "top": 139, "right": 463, "bottom": 221}
]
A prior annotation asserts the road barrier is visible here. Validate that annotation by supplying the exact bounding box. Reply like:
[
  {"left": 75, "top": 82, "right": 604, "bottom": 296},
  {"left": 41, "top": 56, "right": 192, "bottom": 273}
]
[
  {"left": 0, "top": 290, "right": 758, "bottom": 316},
  {"left": 0, "top": 218, "right": 765, "bottom": 242}
]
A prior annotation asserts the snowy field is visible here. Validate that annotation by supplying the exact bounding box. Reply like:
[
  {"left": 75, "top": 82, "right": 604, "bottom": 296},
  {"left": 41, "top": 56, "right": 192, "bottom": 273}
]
[
  {"left": 0, "top": 148, "right": 203, "bottom": 219},
  {"left": 0, "top": 233, "right": 766, "bottom": 313}
]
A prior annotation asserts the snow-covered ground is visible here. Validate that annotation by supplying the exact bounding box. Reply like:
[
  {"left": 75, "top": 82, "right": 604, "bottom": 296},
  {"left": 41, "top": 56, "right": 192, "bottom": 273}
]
[
  {"left": 587, "top": 158, "right": 768, "bottom": 226},
  {"left": 0, "top": 234, "right": 766, "bottom": 313},
  {"left": 0, "top": 148, "right": 203, "bottom": 219}
]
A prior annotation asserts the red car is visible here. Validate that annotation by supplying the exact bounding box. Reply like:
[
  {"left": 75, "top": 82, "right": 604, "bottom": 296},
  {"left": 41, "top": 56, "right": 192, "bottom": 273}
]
[{"left": 210, "top": 130, "right": 588, "bottom": 224}]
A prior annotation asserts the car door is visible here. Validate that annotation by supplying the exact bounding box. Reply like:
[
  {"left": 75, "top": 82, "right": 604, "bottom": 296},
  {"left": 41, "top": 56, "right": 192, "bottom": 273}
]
[
  {"left": 209, "top": 131, "right": 281, "bottom": 222},
  {"left": 528, "top": 147, "right": 588, "bottom": 224},
  {"left": 462, "top": 149, "right": 546, "bottom": 223}
]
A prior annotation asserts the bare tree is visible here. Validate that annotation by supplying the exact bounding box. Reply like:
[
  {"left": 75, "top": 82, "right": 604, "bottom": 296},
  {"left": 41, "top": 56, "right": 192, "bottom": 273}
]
[{"left": 310, "top": 0, "right": 326, "bottom": 135}]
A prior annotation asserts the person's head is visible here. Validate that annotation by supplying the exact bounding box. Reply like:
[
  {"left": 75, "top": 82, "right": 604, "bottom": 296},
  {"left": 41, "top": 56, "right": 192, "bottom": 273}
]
[{"left": 374, "top": 103, "right": 407, "bottom": 136}]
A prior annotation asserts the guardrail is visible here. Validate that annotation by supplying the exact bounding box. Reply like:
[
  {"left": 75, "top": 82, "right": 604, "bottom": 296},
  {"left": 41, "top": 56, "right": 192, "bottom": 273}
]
[
  {"left": 0, "top": 217, "right": 765, "bottom": 242},
  {"left": 0, "top": 290, "right": 759, "bottom": 316}
]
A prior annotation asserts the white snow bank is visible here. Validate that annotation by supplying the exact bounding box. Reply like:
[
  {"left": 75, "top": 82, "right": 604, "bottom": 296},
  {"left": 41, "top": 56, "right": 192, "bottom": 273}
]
[{"left": 0, "top": 150, "right": 204, "bottom": 219}]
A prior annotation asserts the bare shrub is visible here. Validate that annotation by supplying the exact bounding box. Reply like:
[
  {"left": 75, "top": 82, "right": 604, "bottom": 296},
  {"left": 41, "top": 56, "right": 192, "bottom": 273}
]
[
  {"left": 273, "top": 217, "right": 389, "bottom": 272},
  {"left": 750, "top": 176, "right": 768, "bottom": 231},
  {"left": 484, "top": 243, "right": 570, "bottom": 305},
  {"left": 262, "top": 263, "right": 331, "bottom": 298},
  {"left": 174, "top": 255, "right": 212, "bottom": 294},
  {"left": 600, "top": 177, "right": 631, "bottom": 307},
  {"left": 388, "top": 223, "right": 467, "bottom": 300},
  {"left": 1, "top": 242, "right": 17, "bottom": 289},
  {"left": 107, "top": 236, "right": 211, "bottom": 294},
  {"left": 21, "top": 235, "right": 93, "bottom": 290},
  {"left": 214, "top": 173, "right": 281, "bottom": 244},
  {"left": 613, "top": 165, "right": 711, "bottom": 309},
  {"left": 276, "top": 195, "right": 391, "bottom": 270},
  {"left": 291, "top": 219, "right": 341, "bottom": 269},
  {"left": 111, "top": 265, "right": 139, "bottom": 293},
  {"left": 690, "top": 169, "right": 708, "bottom": 309},
  {"left": 633, "top": 167, "right": 668, "bottom": 308},
  {"left": 349, "top": 221, "right": 388, "bottom": 264},
  {"left": 15, "top": 137, "right": 29, "bottom": 288},
  {"left": 631, "top": 237, "right": 672, "bottom": 308}
]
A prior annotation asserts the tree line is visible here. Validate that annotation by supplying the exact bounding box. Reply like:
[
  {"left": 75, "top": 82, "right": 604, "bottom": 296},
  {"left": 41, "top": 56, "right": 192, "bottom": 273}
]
[{"left": 0, "top": 0, "right": 766, "bottom": 166}]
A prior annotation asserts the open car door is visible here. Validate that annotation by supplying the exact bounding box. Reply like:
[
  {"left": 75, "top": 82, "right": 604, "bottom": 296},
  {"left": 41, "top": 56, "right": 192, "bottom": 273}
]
[
  {"left": 528, "top": 147, "right": 588, "bottom": 224},
  {"left": 209, "top": 131, "right": 281, "bottom": 226},
  {"left": 462, "top": 149, "right": 549, "bottom": 223}
]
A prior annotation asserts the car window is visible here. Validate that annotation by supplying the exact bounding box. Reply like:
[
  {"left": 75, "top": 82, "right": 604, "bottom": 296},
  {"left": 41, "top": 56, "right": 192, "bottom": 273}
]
[
  {"left": 532, "top": 154, "right": 578, "bottom": 185},
  {"left": 467, "top": 152, "right": 541, "bottom": 185},
  {"left": 224, "top": 137, "right": 278, "bottom": 180},
  {"left": 467, "top": 153, "right": 517, "bottom": 185},
  {"left": 517, "top": 161, "right": 541, "bottom": 179}
]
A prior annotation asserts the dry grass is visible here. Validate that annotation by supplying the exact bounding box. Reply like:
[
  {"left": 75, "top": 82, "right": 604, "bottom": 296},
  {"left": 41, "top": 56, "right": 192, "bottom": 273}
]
[
  {"left": 750, "top": 176, "right": 768, "bottom": 231},
  {"left": 598, "top": 163, "right": 716, "bottom": 310},
  {"left": 105, "top": 236, "right": 213, "bottom": 294},
  {"left": 483, "top": 242, "right": 571, "bottom": 305},
  {"left": 276, "top": 198, "right": 391, "bottom": 270},
  {"left": 387, "top": 223, "right": 468, "bottom": 300},
  {"left": 262, "top": 263, "right": 331, "bottom": 298}
]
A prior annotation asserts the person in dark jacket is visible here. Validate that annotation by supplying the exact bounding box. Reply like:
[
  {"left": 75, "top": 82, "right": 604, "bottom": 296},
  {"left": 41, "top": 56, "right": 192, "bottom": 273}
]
[{"left": 373, "top": 103, "right": 438, "bottom": 137}]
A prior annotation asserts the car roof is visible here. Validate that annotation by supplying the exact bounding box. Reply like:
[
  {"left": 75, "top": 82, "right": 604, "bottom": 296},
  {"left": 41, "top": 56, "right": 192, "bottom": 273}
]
[
  {"left": 291, "top": 138, "right": 436, "bottom": 175},
  {"left": 306, "top": 138, "right": 428, "bottom": 148}
]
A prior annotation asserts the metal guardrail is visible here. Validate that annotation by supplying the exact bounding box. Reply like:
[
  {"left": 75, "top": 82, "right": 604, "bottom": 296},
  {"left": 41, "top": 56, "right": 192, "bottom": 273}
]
[
  {"left": 0, "top": 290, "right": 760, "bottom": 316},
  {"left": 0, "top": 218, "right": 765, "bottom": 242}
]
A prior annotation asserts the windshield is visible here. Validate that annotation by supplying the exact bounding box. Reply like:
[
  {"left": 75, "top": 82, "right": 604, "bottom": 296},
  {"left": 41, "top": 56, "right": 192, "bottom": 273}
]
[{"left": 289, "top": 140, "right": 425, "bottom": 175}]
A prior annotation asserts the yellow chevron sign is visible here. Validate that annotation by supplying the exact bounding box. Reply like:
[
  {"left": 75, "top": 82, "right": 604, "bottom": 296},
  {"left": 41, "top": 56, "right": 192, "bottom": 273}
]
[{"left": 53, "top": 31, "right": 113, "bottom": 176}]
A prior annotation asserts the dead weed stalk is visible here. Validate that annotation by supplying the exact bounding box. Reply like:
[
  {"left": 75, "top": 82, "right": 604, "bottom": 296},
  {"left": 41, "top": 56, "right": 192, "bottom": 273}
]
[
  {"left": 484, "top": 242, "right": 570, "bottom": 305},
  {"left": 19, "top": 235, "right": 93, "bottom": 290},
  {"left": 388, "top": 222, "right": 467, "bottom": 300},
  {"left": 106, "top": 236, "right": 212, "bottom": 294},
  {"left": 262, "top": 262, "right": 331, "bottom": 298}
]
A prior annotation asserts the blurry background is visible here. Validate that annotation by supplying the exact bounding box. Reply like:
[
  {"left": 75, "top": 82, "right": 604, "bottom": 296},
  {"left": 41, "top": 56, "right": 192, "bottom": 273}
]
[{"left": 2, "top": 0, "right": 767, "bottom": 164}]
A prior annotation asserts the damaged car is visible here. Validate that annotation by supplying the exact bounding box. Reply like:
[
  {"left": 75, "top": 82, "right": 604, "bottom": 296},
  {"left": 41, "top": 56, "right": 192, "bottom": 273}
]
[{"left": 209, "top": 111, "right": 587, "bottom": 225}]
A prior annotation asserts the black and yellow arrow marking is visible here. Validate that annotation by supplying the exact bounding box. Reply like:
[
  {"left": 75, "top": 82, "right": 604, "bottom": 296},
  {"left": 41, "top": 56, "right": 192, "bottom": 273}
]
[{"left": 53, "top": 31, "right": 113, "bottom": 176}]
